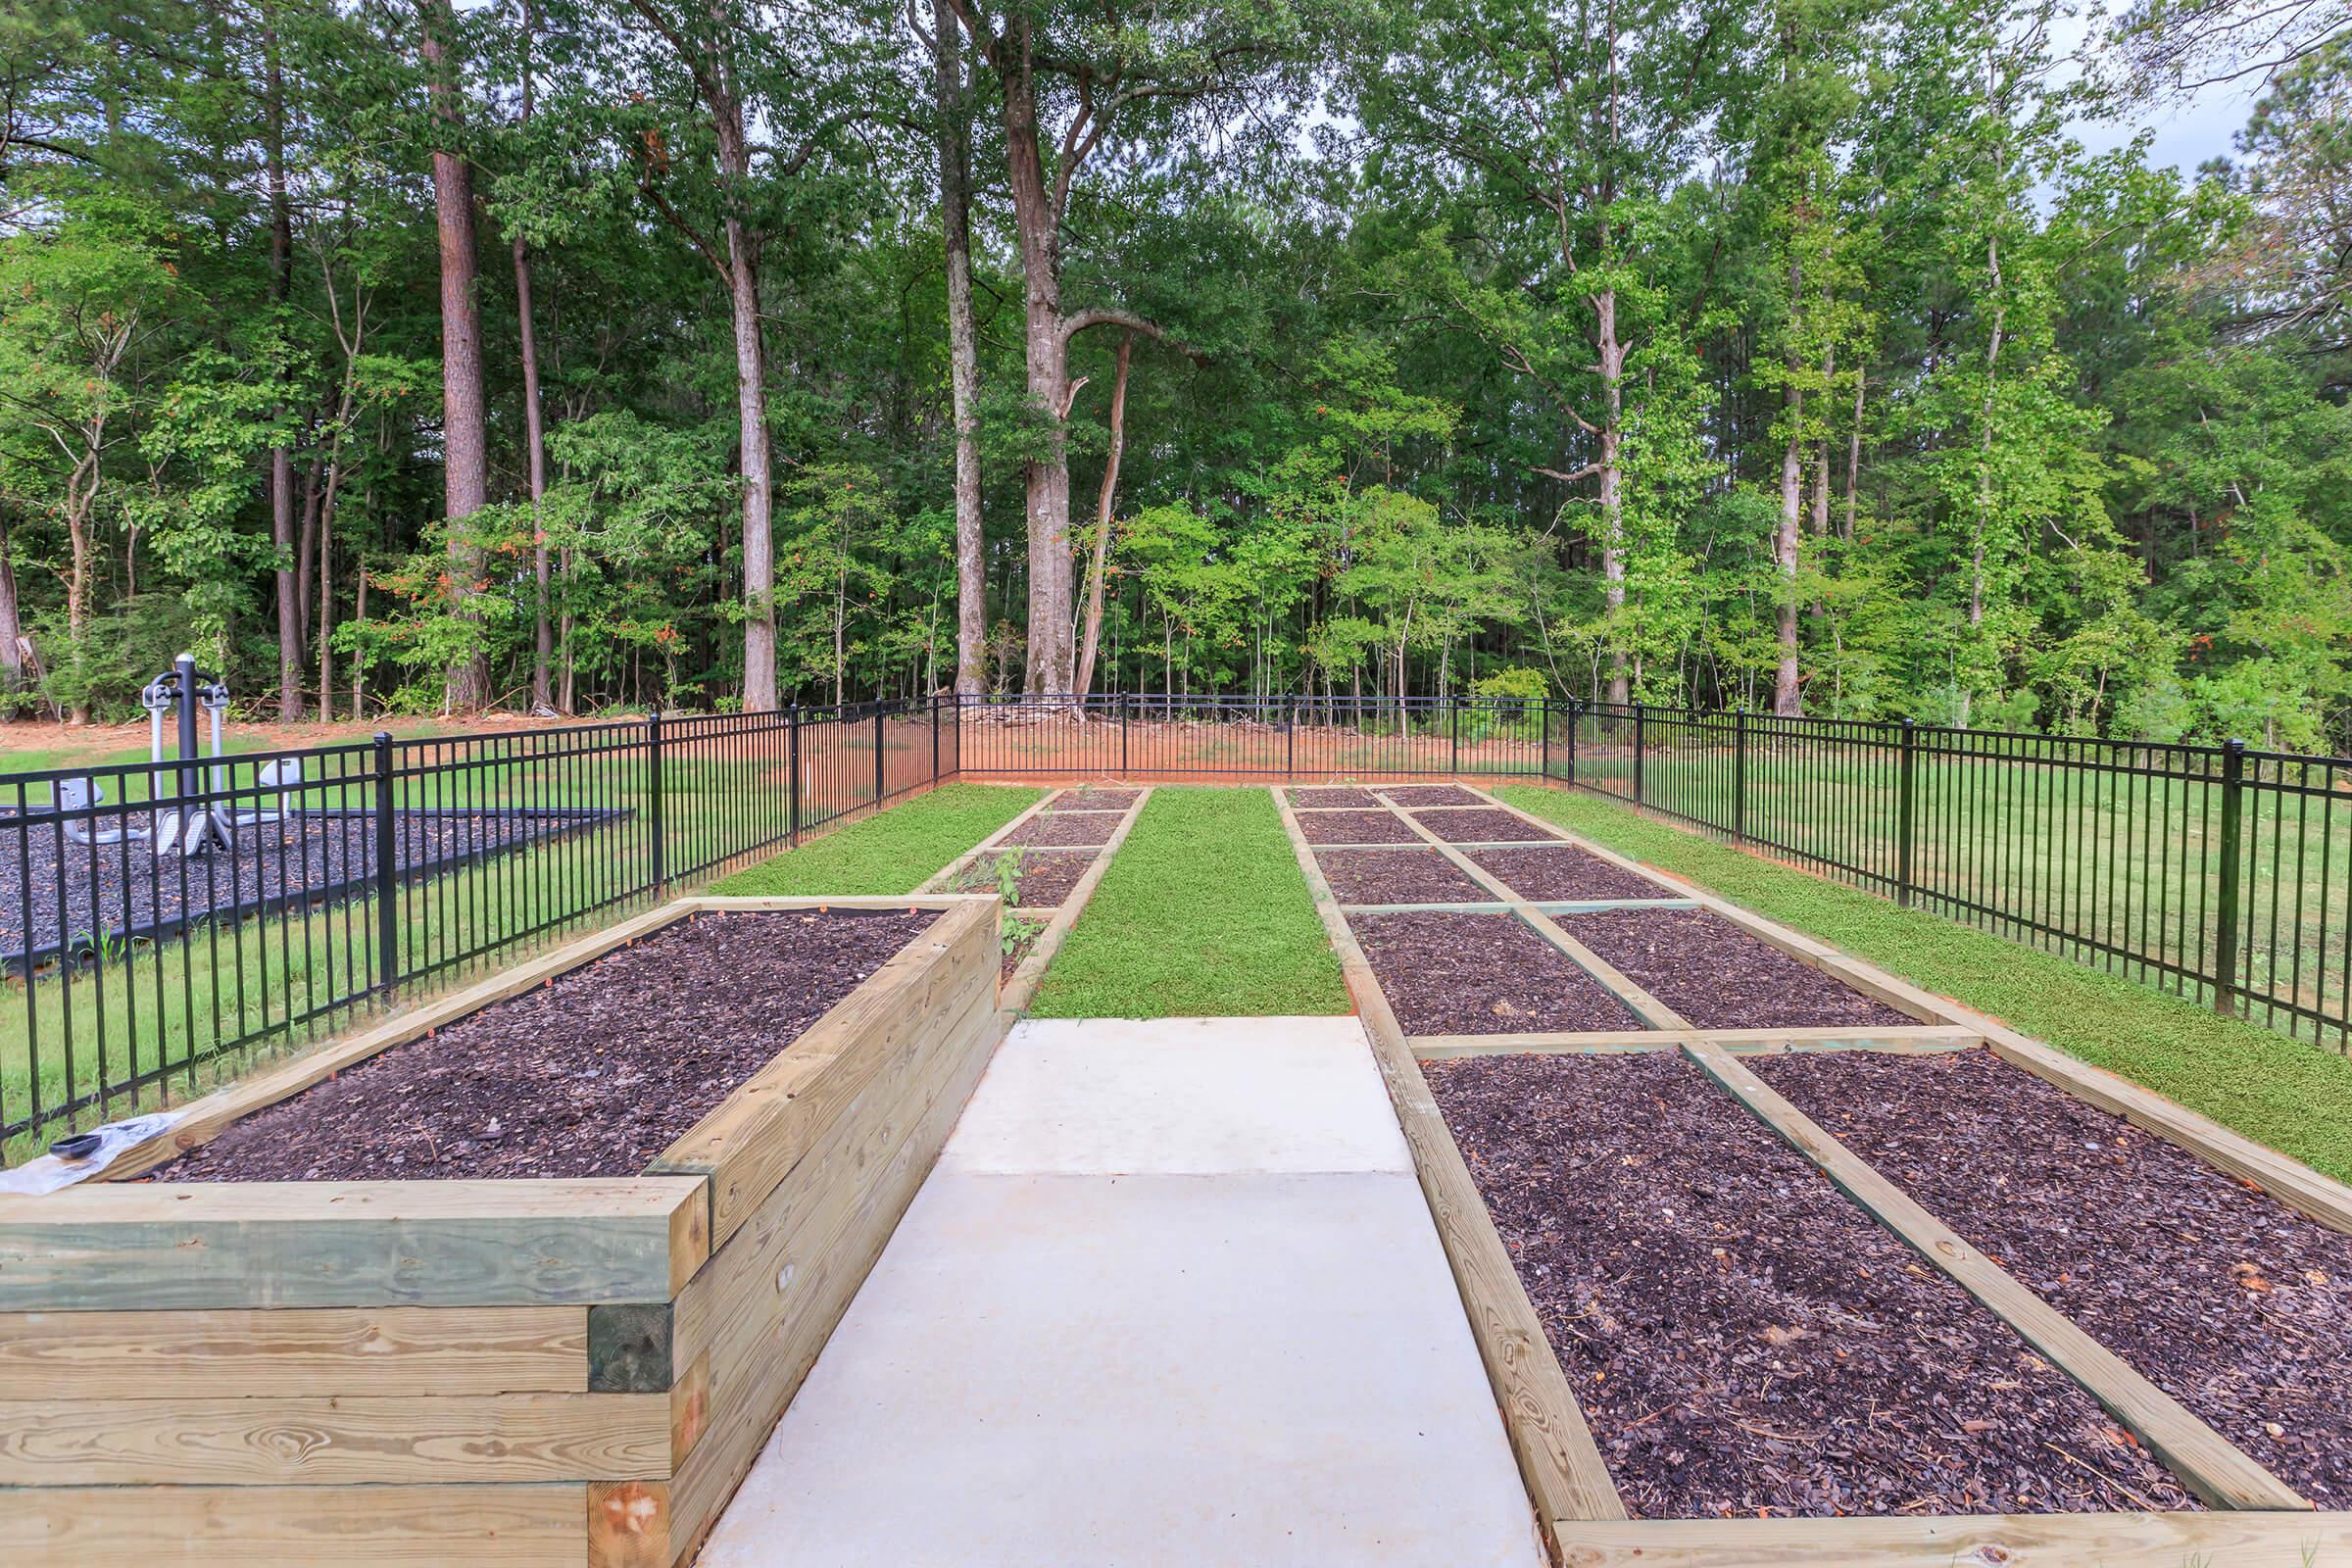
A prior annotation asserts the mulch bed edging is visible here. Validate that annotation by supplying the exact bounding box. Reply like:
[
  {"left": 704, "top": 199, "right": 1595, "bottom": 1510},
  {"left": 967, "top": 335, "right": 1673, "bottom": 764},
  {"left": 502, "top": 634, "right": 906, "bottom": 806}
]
[
  {"left": 1290, "top": 787, "right": 1381, "bottom": 808},
  {"left": 1411, "top": 807, "right": 1562, "bottom": 844},
  {"left": 1353, "top": 910, "right": 1642, "bottom": 1035},
  {"left": 150, "top": 908, "right": 938, "bottom": 1182},
  {"left": 1423, "top": 1051, "right": 2198, "bottom": 1520},
  {"left": 1317, "top": 849, "right": 1492, "bottom": 906},
  {"left": 1004, "top": 811, "right": 1120, "bottom": 847},
  {"left": 1380, "top": 785, "right": 1486, "bottom": 807},
  {"left": 1469, "top": 845, "right": 1673, "bottom": 903},
  {"left": 1561, "top": 906, "right": 1916, "bottom": 1028},
  {"left": 1755, "top": 1047, "right": 2352, "bottom": 1508},
  {"left": 1298, "top": 808, "right": 1420, "bottom": 845}
]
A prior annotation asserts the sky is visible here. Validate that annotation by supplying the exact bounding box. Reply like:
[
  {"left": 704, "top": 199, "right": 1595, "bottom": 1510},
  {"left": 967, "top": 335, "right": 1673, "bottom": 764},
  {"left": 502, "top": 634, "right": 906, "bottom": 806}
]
[{"left": 2052, "top": 7, "right": 2269, "bottom": 177}]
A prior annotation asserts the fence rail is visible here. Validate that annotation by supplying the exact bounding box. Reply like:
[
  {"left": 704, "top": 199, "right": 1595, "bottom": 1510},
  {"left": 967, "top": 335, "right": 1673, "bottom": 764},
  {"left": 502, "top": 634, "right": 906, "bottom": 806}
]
[{"left": 6, "top": 690, "right": 2344, "bottom": 1152}]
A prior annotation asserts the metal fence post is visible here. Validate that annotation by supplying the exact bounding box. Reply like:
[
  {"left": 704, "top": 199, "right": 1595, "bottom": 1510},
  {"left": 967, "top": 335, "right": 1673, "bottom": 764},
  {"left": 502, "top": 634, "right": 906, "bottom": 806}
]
[
  {"left": 1120, "top": 697, "right": 1130, "bottom": 775},
  {"left": 1895, "top": 719, "right": 1917, "bottom": 907},
  {"left": 372, "top": 731, "right": 399, "bottom": 995},
  {"left": 1540, "top": 699, "right": 1552, "bottom": 778},
  {"left": 931, "top": 695, "right": 941, "bottom": 783},
  {"left": 647, "top": 710, "right": 666, "bottom": 894},
  {"left": 1286, "top": 701, "right": 1297, "bottom": 777},
  {"left": 1633, "top": 706, "right": 1646, "bottom": 806},
  {"left": 2215, "top": 738, "right": 2247, "bottom": 1017},
  {"left": 874, "top": 703, "right": 886, "bottom": 804},
  {"left": 1733, "top": 708, "right": 1748, "bottom": 843},
  {"left": 1450, "top": 695, "right": 1461, "bottom": 776},
  {"left": 1566, "top": 698, "right": 1580, "bottom": 787},
  {"left": 788, "top": 704, "right": 803, "bottom": 847}
]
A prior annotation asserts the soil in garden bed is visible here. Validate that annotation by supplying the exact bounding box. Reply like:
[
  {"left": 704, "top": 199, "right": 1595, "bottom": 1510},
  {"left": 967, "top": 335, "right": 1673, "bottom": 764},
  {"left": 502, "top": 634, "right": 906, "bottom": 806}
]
[
  {"left": 1317, "top": 849, "right": 1492, "bottom": 906},
  {"left": 949, "top": 848, "right": 1096, "bottom": 908},
  {"left": 1423, "top": 1051, "right": 2197, "bottom": 1519},
  {"left": 1755, "top": 1047, "right": 2352, "bottom": 1507},
  {"left": 151, "top": 909, "right": 940, "bottom": 1182},
  {"left": 1352, "top": 910, "right": 1642, "bottom": 1035},
  {"left": 1410, "top": 807, "right": 1561, "bottom": 844},
  {"left": 1001, "top": 919, "right": 1044, "bottom": 982},
  {"left": 1055, "top": 787, "right": 1140, "bottom": 810},
  {"left": 1290, "top": 787, "right": 1381, "bottom": 808},
  {"left": 1468, "top": 845, "right": 1672, "bottom": 903},
  {"left": 1379, "top": 784, "right": 1486, "bottom": 807},
  {"left": 1560, "top": 906, "right": 1916, "bottom": 1029},
  {"left": 1004, "top": 812, "right": 1121, "bottom": 848},
  {"left": 1298, "top": 809, "right": 1420, "bottom": 845}
]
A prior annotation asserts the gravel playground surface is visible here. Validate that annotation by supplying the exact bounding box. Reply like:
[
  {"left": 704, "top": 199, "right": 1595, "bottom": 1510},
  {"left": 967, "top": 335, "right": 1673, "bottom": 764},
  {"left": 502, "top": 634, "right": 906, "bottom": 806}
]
[
  {"left": 1562, "top": 906, "right": 1917, "bottom": 1029},
  {"left": 1756, "top": 1048, "right": 2352, "bottom": 1506},
  {"left": 1423, "top": 1051, "right": 2197, "bottom": 1519},
  {"left": 154, "top": 909, "right": 937, "bottom": 1181},
  {"left": 1353, "top": 909, "right": 1642, "bottom": 1035},
  {"left": 1317, "top": 849, "right": 1492, "bottom": 906},
  {"left": 1468, "top": 845, "right": 1673, "bottom": 903}
]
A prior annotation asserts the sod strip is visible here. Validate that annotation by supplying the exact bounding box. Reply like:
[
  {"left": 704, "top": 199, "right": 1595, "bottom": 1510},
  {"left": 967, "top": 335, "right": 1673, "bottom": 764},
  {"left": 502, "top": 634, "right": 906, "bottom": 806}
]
[
  {"left": 1027, "top": 787, "right": 1348, "bottom": 1019},
  {"left": 1491, "top": 781, "right": 2352, "bottom": 1191},
  {"left": 713, "top": 783, "right": 1047, "bottom": 898},
  {"left": 999, "top": 789, "right": 1152, "bottom": 1014},
  {"left": 1268, "top": 785, "right": 1626, "bottom": 1535}
]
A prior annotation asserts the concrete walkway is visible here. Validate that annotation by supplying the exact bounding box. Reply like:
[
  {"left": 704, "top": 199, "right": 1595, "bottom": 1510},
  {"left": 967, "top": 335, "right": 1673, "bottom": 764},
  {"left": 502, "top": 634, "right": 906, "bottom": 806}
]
[{"left": 698, "top": 1015, "right": 1543, "bottom": 1568}]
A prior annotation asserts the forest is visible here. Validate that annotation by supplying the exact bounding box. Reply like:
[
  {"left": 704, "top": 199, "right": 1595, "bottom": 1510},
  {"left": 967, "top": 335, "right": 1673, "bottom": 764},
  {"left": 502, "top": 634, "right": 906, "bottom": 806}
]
[{"left": 0, "top": 0, "right": 2347, "bottom": 747}]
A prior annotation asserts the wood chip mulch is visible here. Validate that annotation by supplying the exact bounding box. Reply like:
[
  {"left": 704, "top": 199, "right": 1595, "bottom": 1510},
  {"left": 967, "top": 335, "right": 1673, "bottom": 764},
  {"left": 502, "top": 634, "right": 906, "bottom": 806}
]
[
  {"left": 1298, "top": 809, "right": 1420, "bottom": 845},
  {"left": 1468, "top": 845, "right": 1672, "bottom": 903},
  {"left": 1380, "top": 784, "right": 1486, "bottom": 807},
  {"left": 1352, "top": 910, "right": 1642, "bottom": 1034},
  {"left": 1056, "top": 788, "right": 1140, "bottom": 809},
  {"left": 150, "top": 909, "right": 939, "bottom": 1182},
  {"left": 1423, "top": 1051, "right": 2199, "bottom": 1519},
  {"left": 1412, "top": 807, "right": 1562, "bottom": 844},
  {"left": 1560, "top": 906, "right": 1916, "bottom": 1029},
  {"left": 1291, "top": 787, "right": 1381, "bottom": 808},
  {"left": 1317, "top": 849, "right": 1492, "bottom": 906},
  {"left": 1755, "top": 1048, "right": 2352, "bottom": 1507},
  {"left": 949, "top": 849, "right": 1096, "bottom": 908},
  {"left": 1004, "top": 811, "right": 1120, "bottom": 847}
]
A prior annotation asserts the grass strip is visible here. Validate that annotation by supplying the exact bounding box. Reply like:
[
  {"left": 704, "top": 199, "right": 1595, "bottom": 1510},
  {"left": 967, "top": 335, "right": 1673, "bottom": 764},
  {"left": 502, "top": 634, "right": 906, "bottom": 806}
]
[
  {"left": 1496, "top": 783, "right": 2352, "bottom": 1184},
  {"left": 711, "top": 783, "right": 1043, "bottom": 899},
  {"left": 1030, "top": 786, "right": 1349, "bottom": 1018}
]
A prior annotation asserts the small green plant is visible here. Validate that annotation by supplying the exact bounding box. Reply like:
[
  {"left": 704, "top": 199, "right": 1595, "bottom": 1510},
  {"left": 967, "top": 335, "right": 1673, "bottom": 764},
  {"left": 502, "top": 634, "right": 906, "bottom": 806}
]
[
  {"left": 989, "top": 849, "right": 1025, "bottom": 907},
  {"left": 1003, "top": 911, "right": 1046, "bottom": 965}
]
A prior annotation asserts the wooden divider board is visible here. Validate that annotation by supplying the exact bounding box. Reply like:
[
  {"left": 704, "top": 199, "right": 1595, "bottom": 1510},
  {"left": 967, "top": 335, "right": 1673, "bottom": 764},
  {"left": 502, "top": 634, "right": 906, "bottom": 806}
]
[
  {"left": 0, "top": 1482, "right": 587, "bottom": 1567},
  {"left": 1269, "top": 787, "right": 1627, "bottom": 1544},
  {"left": 1548, "top": 1509, "right": 2352, "bottom": 1566},
  {"left": 1409, "top": 1024, "right": 1986, "bottom": 1058},
  {"left": 913, "top": 790, "right": 1064, "bottom": 894}
]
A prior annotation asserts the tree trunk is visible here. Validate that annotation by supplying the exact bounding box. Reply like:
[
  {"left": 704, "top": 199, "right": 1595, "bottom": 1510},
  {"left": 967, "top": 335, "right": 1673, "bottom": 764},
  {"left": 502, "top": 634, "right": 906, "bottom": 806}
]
[
  {"left": 724, "top": 210, "right": 775, "bottom": 710},
  {"left": 266, "top": 19, "right": 304, "bottom": 719},
  {"left": 1842, "top": 367, "right": 1864, "bottom": 541},
  {"left": 1072, "top": 334, "right": 1131, "bottom": 700},
  {"left": 1594, "top": 287, "right": 1629, "bottom": 705},
  {"left": 514, "top": 0, "right": 554, "bottom": 713},
  {"left": 0, "top": 513, "right": 22, "bottom": 711},
  {"left": 1001, "top": 16, "right": 1075, "bottom": 698},
  {"left": 934, "top": 0, "right": 986, "bottom": 698},
  {"left": 1775, "top": 377, "right": 1804, "bottom": 716},
  {"left": 420, "top": 0, "right": 493, "bottom": 711}
]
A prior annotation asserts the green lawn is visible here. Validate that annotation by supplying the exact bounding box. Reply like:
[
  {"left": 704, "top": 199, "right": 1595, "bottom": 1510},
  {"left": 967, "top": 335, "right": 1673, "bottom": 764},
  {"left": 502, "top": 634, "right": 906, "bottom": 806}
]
[
  {"left": 711, "top": 783, "right": 1044, "bottom": 898},
  {"left": 1496, "top": 783, "right": 2352, "bottom": 1184},
  {"left": 1030, "top": 786, "right": 1349, "bottom": 1018}
]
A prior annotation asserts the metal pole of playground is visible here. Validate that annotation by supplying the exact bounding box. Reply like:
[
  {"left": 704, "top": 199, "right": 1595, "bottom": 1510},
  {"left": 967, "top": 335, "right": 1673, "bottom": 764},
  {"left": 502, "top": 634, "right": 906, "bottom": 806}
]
[{"left": 174, "top": 651, "right": 200, "bottom": 814}]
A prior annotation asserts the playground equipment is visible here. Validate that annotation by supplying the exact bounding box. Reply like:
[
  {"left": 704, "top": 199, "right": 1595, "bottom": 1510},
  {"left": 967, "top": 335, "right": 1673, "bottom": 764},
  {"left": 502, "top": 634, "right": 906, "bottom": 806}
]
[{"left": 133, "top": 652, "right": 238, "bottom": 858}]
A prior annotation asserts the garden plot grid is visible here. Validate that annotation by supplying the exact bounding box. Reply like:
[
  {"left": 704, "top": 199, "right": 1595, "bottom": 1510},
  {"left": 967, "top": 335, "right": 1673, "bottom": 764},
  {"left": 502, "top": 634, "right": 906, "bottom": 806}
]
[{"left": 1272, "top": 780, "right": 2352, "bottom": 1563}]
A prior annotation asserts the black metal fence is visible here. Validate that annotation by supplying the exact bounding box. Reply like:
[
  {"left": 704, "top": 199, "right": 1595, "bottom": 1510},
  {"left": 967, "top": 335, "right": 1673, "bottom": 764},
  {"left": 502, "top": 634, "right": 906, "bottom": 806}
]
[
  {"left": 0, "top": 697, "right": 941, "bottom": 1151},
  {"left": 8, "top": 688, "right": 2345, "bottom": 1152}
]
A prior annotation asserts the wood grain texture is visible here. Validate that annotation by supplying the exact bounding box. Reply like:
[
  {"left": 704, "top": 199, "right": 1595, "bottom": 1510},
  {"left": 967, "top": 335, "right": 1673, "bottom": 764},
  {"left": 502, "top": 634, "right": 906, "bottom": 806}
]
[
  {"left": 999, "top": 786, "right": 1153, "bottom": 1014},
  {"left": 1270, "top": 786, "right": 1626, "bottom": 1538},
  {"left": 1550, "top": 1509, "right": 2352, "bottom": 1566},
  {"left": 0, "top": 1304, "right": 587, "bottom": 1398},
  {"left": 0, "top": 1391, "right": 670, "bottom": 1485},
  {"left": 1409, "top": 1024, "right": 1987, "bottom": 1057},
  {"left": 0, "top": 1482, "right": 585, "bottom": 1567},
  {"left": 1682, "top": 1037, "right": 2307, "bottom": 1512},
  {"left": 0, "top": 1177, "right": 708, "bottom": 1310}
]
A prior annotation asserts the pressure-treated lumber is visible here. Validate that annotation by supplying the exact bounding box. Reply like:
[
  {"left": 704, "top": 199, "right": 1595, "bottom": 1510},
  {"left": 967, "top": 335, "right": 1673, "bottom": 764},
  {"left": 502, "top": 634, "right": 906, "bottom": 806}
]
[
  {"left": 1409, "top": 1024, "right": 1986, "bottom": 1058},
  {"left": 0, "top": 1304, "right": 588, "bottom": 1398},
  {"left": 913, "top": 789, "right": 1064, "bottom": 894},
  {"left": 0, "top": 1482, "right": 586, "bottom": 1567},
  {"left": 1681, "top": 1037, "right": 2306, "bottom": 1512},
  {"left": 1000, "top": 786, "right": 1152, "bottom": 1013},
  {"left": 1269, "top": 786, "right": 1626, "bottom": 1541},
  {"left": 1548, "top": 1510, "right": 2352, "bottom": 1566}
]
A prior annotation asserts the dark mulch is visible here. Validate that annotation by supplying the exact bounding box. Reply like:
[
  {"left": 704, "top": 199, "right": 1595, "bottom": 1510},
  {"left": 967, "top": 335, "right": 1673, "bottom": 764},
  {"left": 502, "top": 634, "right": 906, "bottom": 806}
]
[
  {"left": 1004, "top": 811, "right": 1120, "bottom": 848},
  {"left": 1468, "top": 845, "right": 1672, "bottom": 904},
  {"left": 1318, "top": 849, "right": 1492, "bottom": 906},
  {"left": 1298, "top": 809, "right": 1419, "bottom": 845},
  {"left": 1412, "top": 807, "right": 1562, "bottom": 844},
  {"left": 1560, "top": 906, "right": 1916, "bottom": 1029},
  {"left": 0, "top": 808, "right": 614, "bottom": 965},
  {"left": 1352, "top": 910, "right": 1642, "bottom": 1035},
  {"left": 1423, "top": 1052, "right": 2198, "bottom": 1519},
  {"left": 1380, "top": 784, "right": 1486, "bottom": 807},
  {"left": 151, "top": 909, "right": 938, "bottom": 1182},
  {"left": 1756, "top": 1048, "right": 2352, "bottom": 1507},
  {"left": 950, "top": 848, "right": 1096, "bottom": 908},
  {"left": 1291, "top": 787, "right": 1381, "bottom": 809},
  {"left": 1056, "top": 788, "right": 1140, "bottom": 810}
]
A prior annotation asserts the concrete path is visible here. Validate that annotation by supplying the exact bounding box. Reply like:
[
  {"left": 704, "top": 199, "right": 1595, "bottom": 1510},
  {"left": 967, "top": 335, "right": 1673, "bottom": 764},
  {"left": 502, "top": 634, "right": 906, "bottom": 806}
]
[{"left": 697, "top": 1015, "right": 1544, "bottom": 1568}]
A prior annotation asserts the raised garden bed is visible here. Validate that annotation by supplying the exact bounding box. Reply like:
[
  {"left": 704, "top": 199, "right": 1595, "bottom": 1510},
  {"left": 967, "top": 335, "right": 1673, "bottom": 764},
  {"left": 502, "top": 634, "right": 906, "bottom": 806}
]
[
  {"left": 1003, "top": 811, "right": 1120, "bottom": 848},
  {"left": 1411, "top": 807, "right": 1560, "bottom": 844},
  {"left": 0, "top": 892, "right": 1004, "bottom": 1568},
  {"left": 1755, "top": 1047, "right": 2352, "bottom": 1507},
  {"left": 1423, "top": 1050, "right": 2196, "bottom": 1520},
  {"left": 1298, "top": 808, "right": 1419, "bottom": 845},
  {"left": 1054, "top": 787, "right": 1141, "bottom": 810},
  {"left": 1561, "top": 906, "right": 1918, "bottom": 1028},
  {"left": 1379, "top": 784, "right": 1485, "bottom": 807},
  {"left": 1316, "top": 849, "right": 1491, "bottom": 906},
  {"left": 1351, "top": 910, "right": 1642, "bottom": 1035},
  {"left": 1290, "top": 786, "right": 1380, "bottom": 808},
  {"left": 947, "top": 848, "right": 1095, "bottom": 908},
  {"left": 1467, "top": 844, "right": 1670, "bottom": 904}
]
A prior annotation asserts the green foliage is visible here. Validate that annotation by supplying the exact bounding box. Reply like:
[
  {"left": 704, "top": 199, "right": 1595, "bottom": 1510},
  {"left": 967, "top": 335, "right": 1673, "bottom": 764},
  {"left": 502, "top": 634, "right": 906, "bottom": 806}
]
[{"left": 711, "top": 784, "right": 1045, "bottom": 897}]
